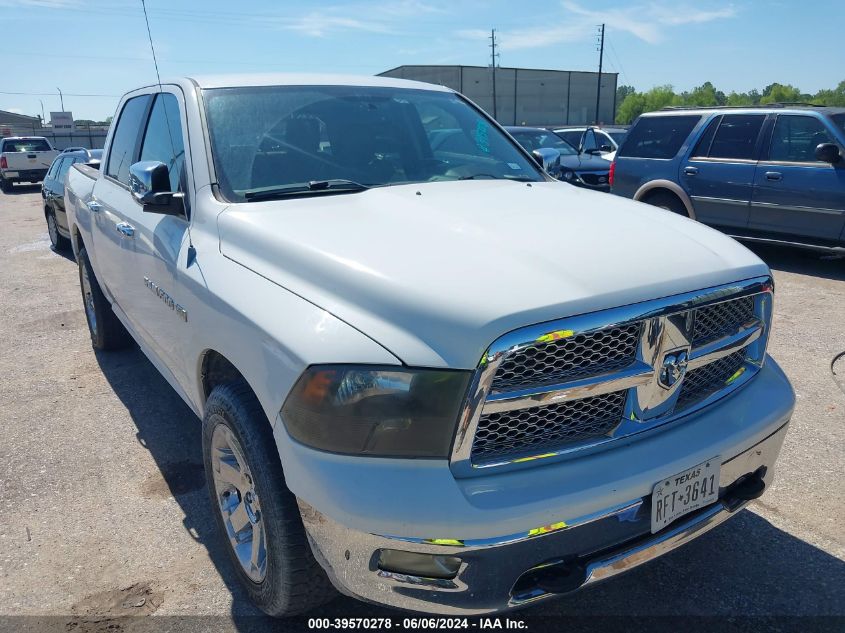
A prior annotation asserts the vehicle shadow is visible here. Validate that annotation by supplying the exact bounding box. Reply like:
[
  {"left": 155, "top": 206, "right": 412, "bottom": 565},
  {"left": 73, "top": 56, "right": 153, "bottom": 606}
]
[
  {"left": 92, "top": 345, "right": 266, "bottom": 619},
  {"left": 746, "top": 243, "right": 845, "bottom": 282},
  {"left": 94, "top": 345, "right": 844, "bottom": 631}
]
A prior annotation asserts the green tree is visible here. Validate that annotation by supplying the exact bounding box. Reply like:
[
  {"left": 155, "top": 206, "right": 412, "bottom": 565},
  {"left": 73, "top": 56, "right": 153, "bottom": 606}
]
[
  {"left": 615, "top": 84, "right": 636, "bottom": 121},
  {"left": 760, "top": 83, "right": 803, "bottom": 104},
  {"left": 813, "top": 81, "right": 845, "bottom": 106}
]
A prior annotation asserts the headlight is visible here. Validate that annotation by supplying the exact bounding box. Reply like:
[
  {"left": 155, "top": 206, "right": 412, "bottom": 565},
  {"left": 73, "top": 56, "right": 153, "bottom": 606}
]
[{"left": 281, "top": 365, "right": 472, "bottom": 458}]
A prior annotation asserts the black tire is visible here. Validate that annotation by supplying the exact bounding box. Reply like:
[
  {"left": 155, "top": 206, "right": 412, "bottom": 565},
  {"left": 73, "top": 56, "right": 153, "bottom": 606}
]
[
  {"left": 644, "top": 191, "right": 689, "bottom": 217},
  {"left": 77, "top": 247, "right": 132, "bottom": 350},
  {"left": 0, "top": 177, "right": 10, "bottom": 193},
  {"left": 202, "top": 382, "right": 336, "bottom": 616},
  {"left": 46, "top": 207, "right": 71, "bottom": 251}
]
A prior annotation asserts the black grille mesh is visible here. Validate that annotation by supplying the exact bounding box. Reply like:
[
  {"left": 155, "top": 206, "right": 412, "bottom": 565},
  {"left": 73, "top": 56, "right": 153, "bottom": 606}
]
[
  {"left": 471, "top": 391, "right": 627, "bottom": 462},
  {"left": 677, "top": 350, "right": 747, "bottom": 409},
  {"left": 491, "top": 323, "right": 641, "bottom": 393},
  {"left": 692, "top": 296, "right": 755, "bottom": 347}
]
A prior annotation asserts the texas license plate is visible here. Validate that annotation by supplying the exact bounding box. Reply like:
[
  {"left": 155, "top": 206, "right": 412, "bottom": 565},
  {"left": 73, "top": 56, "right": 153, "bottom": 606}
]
[{"left": 651, "top": 457, "right": 720, "bottom": 533}]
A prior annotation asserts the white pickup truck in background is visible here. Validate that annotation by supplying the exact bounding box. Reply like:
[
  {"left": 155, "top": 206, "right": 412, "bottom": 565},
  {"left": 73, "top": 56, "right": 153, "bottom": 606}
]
[
  {"left": 64, "top": 74, "right": 795, "bottom": 617},
  {"left": 0, "top": 136, "right": 59, "bottom": 192}
]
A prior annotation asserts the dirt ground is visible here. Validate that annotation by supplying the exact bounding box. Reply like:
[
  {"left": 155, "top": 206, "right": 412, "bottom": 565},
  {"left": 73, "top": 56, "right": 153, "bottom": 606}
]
[{"left": 0, "top": 185, "right": 843, "bottom": 632}]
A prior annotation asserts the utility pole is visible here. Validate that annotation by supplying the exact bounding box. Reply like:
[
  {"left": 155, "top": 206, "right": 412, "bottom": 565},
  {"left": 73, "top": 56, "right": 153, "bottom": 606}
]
[
  {"left": 39, "top": 99, "right": 45, "bottom": 123},
  {"left": 56, "top": 87, "right": 65, "bottom": 112},
  {"left": 489, "top": 28, "right": 499, "bottom": 121},
  {"left": 594, "top": 24, "right": 605, "bottom": 125}
]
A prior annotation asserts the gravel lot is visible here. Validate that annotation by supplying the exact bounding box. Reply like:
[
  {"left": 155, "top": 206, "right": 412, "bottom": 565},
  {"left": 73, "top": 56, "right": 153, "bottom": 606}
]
[{"left": 0, "top": 186, "right": 843, "bottom": 632}]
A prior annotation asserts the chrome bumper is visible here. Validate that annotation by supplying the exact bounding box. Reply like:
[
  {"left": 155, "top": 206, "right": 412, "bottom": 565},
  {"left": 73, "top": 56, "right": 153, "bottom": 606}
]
[{"left": 300, "top": 422, "right": 789, "bottom": 615}]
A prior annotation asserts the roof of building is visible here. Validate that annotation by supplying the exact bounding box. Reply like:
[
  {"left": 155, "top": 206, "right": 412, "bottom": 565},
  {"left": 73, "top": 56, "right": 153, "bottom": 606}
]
[
  {"left": 380, "top": 64, "right": 618, "bottom": 76},
  {"left": 0, "top": 109, "right": 40, "bottom": 121}
]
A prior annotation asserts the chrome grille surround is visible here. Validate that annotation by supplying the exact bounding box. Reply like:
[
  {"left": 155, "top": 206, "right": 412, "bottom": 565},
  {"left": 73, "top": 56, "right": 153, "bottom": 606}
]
[{"left": 451, "top": 276, "right": 773, "bottom": 475}]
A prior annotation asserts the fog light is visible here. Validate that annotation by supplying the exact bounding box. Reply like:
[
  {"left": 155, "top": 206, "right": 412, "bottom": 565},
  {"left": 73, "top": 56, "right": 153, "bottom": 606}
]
[{"left": 377, "top": 549, "right": 461, "bottom": 579}]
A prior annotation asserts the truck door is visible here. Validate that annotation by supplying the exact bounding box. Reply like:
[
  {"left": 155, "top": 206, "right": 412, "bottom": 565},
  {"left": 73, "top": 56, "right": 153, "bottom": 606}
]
[
  {"left": 681, "top": 114, "right": 765, "bottom": 229},
  {"left": 749, "top": 114, "right": 845, "bottom": 241},
  {"left": 107, "top": 89, "right": 192, "bottom": 383},
  {"left": 89, "top": 94, "right": 152, "bottom": 314}
]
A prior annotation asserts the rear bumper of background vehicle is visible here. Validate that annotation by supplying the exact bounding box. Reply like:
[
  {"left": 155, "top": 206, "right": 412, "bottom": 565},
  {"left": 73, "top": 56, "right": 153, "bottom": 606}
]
[
  {"left": 286, "top": 359, "right": 794, "bottom": 614},
  {"left": 1, "top": 168, "right": 47, "bottom": 182}
]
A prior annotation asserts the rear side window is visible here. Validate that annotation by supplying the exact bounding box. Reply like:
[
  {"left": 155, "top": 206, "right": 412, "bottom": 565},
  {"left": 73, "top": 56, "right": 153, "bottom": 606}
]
[
  {"left": 57, "top": 156, "right": 76, "bottom": 182},
  {"left": 2, "top": 138, "right": 51, "bottom": 152},
  {"left": 769, "top": 115, "right": 834, "bottom": 163},
  {"left": 47, "top": 157, "right": 64, "bottom": 179},
  {"left": 106, "top": 95, "right": 151, "bottom": 184},
  {"left": 707, "top": 114, "right": 765, "bottom": 160},
  {"left": 617, "top": 115, "right": 700, "bottom": 159},
  {"left": 139, "top": 93, "right": 186, "bottom": 192}
]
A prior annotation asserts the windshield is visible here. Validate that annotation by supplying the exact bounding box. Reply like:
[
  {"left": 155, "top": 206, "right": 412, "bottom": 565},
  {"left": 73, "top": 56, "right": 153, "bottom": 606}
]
[
  {"left": 607, "top": 131, "right": 627, "bottom": 145},
  {"left": 203, "top": 85, "right": 542, "bottom": 201},
  {"left": 508, "top": 130, "right": 578, "bottom": 156},
  {"left": 2, "top": 138, "right": 51, "bottom": 152}
]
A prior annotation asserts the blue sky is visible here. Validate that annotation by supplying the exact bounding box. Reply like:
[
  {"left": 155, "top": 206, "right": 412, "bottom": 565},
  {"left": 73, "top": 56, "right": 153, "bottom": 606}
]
[{"left": 1, "top": 0, "right": 842, "bottom": 121}]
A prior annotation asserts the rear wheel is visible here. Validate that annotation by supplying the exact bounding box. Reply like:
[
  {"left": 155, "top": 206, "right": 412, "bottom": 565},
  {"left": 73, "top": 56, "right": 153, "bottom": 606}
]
[
  {"left": 202, "top": 382, "right": 336, "bottom": 616},
  {"left": 77, "top": 247, "right": 131, "bottom": 350},
  {"left": 0, "top": 177, "right": 10, "bottom": 193},
  {"left": 46, "top": 208, "right": 70, "bottom": 251},
  {"left": 644, "top": 191, "right": 689, "bottom": 217}
]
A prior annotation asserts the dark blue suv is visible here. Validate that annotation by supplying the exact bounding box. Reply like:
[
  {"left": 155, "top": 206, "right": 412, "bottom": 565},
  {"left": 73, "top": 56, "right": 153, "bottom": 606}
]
[{"left": 611, "top": 106, "right": 845, "bottom": 253}]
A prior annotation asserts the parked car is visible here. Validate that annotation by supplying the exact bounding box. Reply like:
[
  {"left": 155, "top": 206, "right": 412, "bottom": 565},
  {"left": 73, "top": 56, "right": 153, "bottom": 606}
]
[
  {"left": 0, "top": 136, "right": 60, "bottom": 192},
  {"left": 65, "top": 74, "right": 793, "bottom": 616},
  {"left": 554, "top": 126, "right": 628, "bottom": 160},
  {"left": 505, "top": 126, "right": 612, "bottom": 191},
  {"left": 42, "top": 149, "right": 102, "bottom": 250},
  {"left": 611, "top": 105, "right": 845, "bottom": 253}
]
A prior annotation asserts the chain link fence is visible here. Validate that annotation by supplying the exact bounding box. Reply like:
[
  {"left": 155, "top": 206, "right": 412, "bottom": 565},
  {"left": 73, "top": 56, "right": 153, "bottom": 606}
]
[{"left": 0, "top": 122, "right": 108, "bottom": 150}]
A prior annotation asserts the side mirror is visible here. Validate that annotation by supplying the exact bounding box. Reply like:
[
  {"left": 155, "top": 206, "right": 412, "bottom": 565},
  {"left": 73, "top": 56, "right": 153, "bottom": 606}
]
[
  {"left": 531, "top": 148, "right": 561, "bottom": 174},
  {"left": 129, "top": 161, "right": 184, "bottom": 215},
  {"left": 815, "top": 143, "right": 841, "bottom": 164}
]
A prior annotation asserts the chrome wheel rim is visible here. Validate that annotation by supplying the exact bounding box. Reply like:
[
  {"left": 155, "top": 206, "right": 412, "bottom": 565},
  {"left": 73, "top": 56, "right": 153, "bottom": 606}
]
[
  {"left": 47, "top": 213, "right": 58, "bottom": 245},
  {"left": 211, "top": 421, "right": 267, "bottom": 582},
  {"left": 80, "top": 261, "right": 97, "bottom": 335}
]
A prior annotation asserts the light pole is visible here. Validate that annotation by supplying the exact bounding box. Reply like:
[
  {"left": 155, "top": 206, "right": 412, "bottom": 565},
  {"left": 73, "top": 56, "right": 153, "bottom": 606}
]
[
  {"left": 39, "top": 99, "right": 45, "bottom": 123},
  {"left": 57, "top": 87, "right": 65, "bottom": 111}
]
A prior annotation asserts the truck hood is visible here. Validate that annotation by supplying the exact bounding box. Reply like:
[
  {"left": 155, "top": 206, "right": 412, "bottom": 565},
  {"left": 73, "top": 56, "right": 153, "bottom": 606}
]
[{"left": 218, "top": 180, "right": 769, "bottom": 368}]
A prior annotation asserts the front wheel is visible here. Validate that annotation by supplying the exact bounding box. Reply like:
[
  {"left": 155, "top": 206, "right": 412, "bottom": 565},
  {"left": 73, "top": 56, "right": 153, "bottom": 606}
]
[
  {"left": 77, "top": 247, "right": 131, "bottom": 350},
  {"left": 202, "top": 382, "right": 336, "bottom": 616},
  {"left": 46, "top": 208, "right": 70, "bottom": 251}
]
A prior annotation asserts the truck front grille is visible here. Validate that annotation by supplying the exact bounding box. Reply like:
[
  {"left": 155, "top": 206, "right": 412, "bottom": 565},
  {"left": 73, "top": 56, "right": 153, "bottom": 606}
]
[
  {"left": 491, "top": 323, "right": 641, "bottom": 393},
  {"left": 458, "top": 282, "right": 771, "bottom": 470},
  {"left": 677, "top": 349, "right": 747, "bottom": 409},
  {"left": 692, "top": 296, "right": 755, "bottom": 346},
  {"left": 471, "top": 391, "right": 626, "bottom": 462}
]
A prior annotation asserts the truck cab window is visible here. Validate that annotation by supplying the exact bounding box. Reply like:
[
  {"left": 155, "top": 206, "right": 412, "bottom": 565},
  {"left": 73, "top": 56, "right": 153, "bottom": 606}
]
[
  {"left": 140, "top": 93, "right": 186, "bottom": 192},
  {"left": 106, "top": 95, "right": 151, "bottom": 185}
]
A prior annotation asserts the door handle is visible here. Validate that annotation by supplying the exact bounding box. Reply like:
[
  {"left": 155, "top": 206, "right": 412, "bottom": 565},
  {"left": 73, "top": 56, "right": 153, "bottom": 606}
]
[
  {"left": 683, "top": 166, "right": 698, "bottom": 176},
  {"left": 765, "top": 171, "right": 782, "bottom": 181},
  {"left": 86, "top": 200, "right": 102, "bottom": 213},
  {"left": 115, "top": 222, "right": 135, "bottom": 238}
]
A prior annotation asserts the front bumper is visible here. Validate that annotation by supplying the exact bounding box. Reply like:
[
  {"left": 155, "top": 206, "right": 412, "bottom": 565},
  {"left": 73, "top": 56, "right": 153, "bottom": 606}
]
[{"left": 302, "top": 422, "right": 788, "bottom": 614}]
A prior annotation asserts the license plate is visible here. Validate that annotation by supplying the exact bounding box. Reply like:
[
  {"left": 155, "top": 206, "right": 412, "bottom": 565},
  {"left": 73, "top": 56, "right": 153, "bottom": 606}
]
[
  {"left": 651, "top": 457, "right": 720, "bottom": 533},
  {"left": 5, "top": 171, "right": 19, "bottom": 178}
]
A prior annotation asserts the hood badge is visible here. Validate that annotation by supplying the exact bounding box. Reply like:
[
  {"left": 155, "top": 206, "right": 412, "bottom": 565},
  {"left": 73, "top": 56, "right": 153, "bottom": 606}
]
[{"left": 659, "top": 349, "right": 689, "bottom": 389}]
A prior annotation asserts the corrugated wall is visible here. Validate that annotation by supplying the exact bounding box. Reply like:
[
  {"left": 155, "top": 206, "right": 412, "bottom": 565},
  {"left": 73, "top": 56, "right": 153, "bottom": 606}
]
[{"left": 379, "top": 65, "right": 617, "bottom": 126}]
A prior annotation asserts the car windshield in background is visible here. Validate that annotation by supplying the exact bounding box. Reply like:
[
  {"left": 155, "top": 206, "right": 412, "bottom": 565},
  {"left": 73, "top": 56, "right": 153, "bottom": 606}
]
[
  {"left": 829, "top": 113, "right": 845, "bottom": 135},
  {"left": 2, "top": 139, "right": 51, "bottom": 152},
  {"left": 509, "top": 130, "right": 578, "bottom": 155},
  {"left": 203, "top": 85, "right": 542, "bottom": 201},
  {"left": 607, "top": 131, "right": 628, "bottom": 145}
]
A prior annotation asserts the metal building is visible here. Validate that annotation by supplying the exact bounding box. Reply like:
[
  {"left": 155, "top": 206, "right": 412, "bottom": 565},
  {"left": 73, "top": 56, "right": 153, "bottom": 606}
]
[{"left": 379, "top": 65, "right": 618, "bottom": 126}]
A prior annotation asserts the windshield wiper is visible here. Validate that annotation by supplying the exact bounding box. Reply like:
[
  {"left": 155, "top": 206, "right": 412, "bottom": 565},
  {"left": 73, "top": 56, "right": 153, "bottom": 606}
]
[
  {"left": 243, "top": 179, "right": 370, "bottom": 201},
  {"left": 459, "top": 173, "right": 536, "bottom": 182}
]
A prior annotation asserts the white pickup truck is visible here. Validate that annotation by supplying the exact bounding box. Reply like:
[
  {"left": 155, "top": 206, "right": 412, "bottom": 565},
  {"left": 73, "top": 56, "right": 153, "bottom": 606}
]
[
  {"left": 65, "top": 74, "right": 795, "bottom": 616},
  {"left": 0, "top": 136, "right": 59, "bottom": 192}
]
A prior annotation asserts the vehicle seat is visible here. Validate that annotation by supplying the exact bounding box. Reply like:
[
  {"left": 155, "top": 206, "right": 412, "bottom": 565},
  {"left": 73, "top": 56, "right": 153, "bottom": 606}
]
[{"left": 251, "top": 117, "right": 326, "bottom": 188}]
